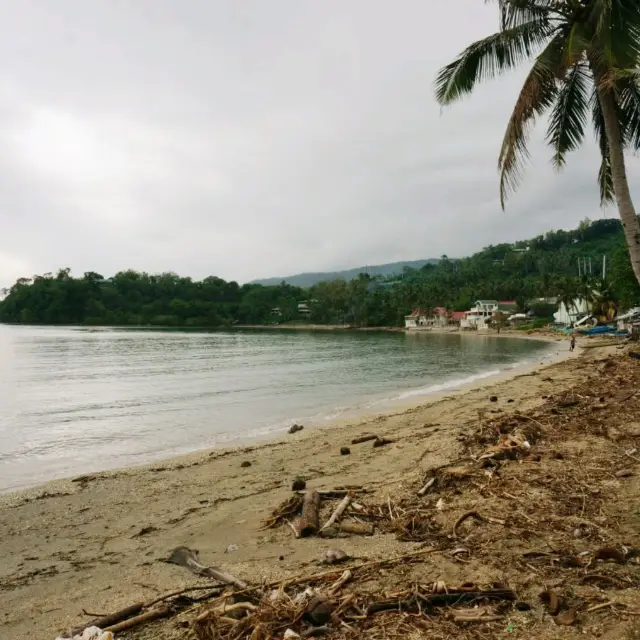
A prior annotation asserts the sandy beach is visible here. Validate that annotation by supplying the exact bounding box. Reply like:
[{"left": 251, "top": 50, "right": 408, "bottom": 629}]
[{"left": 2, "top": 335, "right": 639, "bottom": 639}]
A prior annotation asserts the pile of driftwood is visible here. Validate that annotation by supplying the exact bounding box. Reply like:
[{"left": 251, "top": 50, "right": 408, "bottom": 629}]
[{"left": 188, "top": 549, "right": 518, "bottom": 640}]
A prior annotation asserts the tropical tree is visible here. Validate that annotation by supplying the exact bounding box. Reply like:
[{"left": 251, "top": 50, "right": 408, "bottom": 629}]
[{"left": 435, "top": 0, "right": 640, "bottom": 286}]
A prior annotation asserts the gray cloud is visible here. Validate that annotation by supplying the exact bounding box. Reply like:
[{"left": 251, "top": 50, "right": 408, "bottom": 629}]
[{"left": 0, "top": 0, "right": 632, "bottom": 287}]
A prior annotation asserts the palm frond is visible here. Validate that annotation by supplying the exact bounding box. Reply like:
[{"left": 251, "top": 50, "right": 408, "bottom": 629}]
[
  {"left": 587, "top": 0, "right": 640, "bottom": 68},
  {"left": 486, "top": 0, "right": 571, "bottom": 29},
  {"left": 435, "top": 20, "right": 554, "bottom": 105},
  {"left": 618, "top": 76, "right": 640, "bottom": 150},
  {"left": 591, "top": 89, "right": 615, "bottom": 205},
  {"left": 546, "top": 63, "right": 592, "bottom": 169},
  {"left": 498, "top": 34, "right": 565, "bottom": 207}
]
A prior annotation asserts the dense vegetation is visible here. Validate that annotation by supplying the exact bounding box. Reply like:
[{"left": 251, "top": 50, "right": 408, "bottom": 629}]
[{"left": 1, "top": 219, "right": 639, "bottom": 328}]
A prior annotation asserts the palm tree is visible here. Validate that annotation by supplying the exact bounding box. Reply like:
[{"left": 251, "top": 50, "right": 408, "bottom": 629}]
[
  {"left": 435, "top": 0, "right": 640, "bottom": 286},
  {"left": 557, "top": 275, "right": 580, "bottom": 322}
]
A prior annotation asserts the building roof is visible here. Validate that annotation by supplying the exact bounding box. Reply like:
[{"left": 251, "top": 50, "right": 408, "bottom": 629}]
[
  {"left": 405, "top": 307, "right": 427, "bottom": 318},
  {"left": 434, "top": 306, "right": 448, "bottom": 316},
  {"left": 450, "top": 311, "right": 466, "bottom": 320},
  {"left": 476, "top": 300, "right": 498, "bottom": 305},
  {"left": 497, "top": 300, "right": 518, "bottom": 311}
]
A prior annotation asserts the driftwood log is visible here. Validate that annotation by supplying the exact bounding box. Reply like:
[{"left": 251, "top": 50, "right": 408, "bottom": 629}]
[
  {"left": 294, "top": 490, "right": 321, "bottom": 537},
  {"left": 70, "top": 603, "right": 144, "bottom": 636},
  {"left": 338, "top": 521, "right": 374, "bottom": 536},
  {"left": 351, "top": 434, "right": 378, "bottom": 445},
  {"left": 167, "top": 546, "right": 247, "bottom": 589},
  {"left": 104, "top": 606, "right": 171, "bottom": 633}
]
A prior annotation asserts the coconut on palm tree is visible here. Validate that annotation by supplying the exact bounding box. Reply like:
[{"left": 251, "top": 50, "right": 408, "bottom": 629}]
[{"left": 435, "top": 0, "right": 640, "bottom": 285}]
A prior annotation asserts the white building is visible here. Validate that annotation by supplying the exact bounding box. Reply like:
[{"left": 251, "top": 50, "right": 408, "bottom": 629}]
[
  {"left": 460, "top": 300, "right": 518, "bottom": 330},
  {"left": 404, "top": 308, "right": 428, "bottom": 329},
  {"left": 553, "top": 299, "right": 590, "bottom": 326}
]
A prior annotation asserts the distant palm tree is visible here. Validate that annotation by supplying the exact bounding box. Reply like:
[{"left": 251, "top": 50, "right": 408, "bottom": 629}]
[
  {"left": 557, "top": 276, "right": 580, "bottom": 322},
  {"left": 435, "top": 0, "right": 640, "bottom": 286}
]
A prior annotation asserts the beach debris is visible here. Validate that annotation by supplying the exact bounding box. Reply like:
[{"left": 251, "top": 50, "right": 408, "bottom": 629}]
[
  {"left": 490, "top": 395, "right": 498, "bottom": 402},
  {"left": 339, "top": 446, "right": 350, "bottom": 455},
  {"left": 305, "top": 596, "right": 334, "bottom": 624},
  {"left": 392, "top": 510, "right": 440, "bottom": 542},
  {"left": 291, "top": 477, "right": 306, "bottom": 491},
  {"left": 103, "top": 607, "right": 171, "bottom": 634},
  {"left": 320, "top": 492, "right": 352, "bottom": 532},
  {"left": 240, "top": 461, "right": 251, "bottom": 468},
  {"left": 417, "top": 477, "right": 436, "bottom": 496},
  {"left": 350, "top": 434, "right": 378, "bottom": 444},
  {"left": 283, "top": 630, "right": 300, "bottom": 639},
  {"left": 323, "top": 548, "right": 349, "bottom": 565},
  {"left": 225, "top": 544, "right": 238, "bottom": 553},
  {"left": 293, "top": 490, "right": 321, "bottom": 538},
  {"left": 337, "top": 521, "right": 374, "bottom": 536},
  {"left": 479, "top": 430, "right": 531, "bottom": 460},
  {"left": 594, "top": 547, "right": 627, "bottom": 564},
  {"left": 452, "top": 511, "right": 506, "bottom": 538},
  {"left": 262, "top": 494, "right": 303, "bottom": 529},
  {"left": 554, "top": 608, "right": 578, "bottom": 626},
  {"left": 288, "top": 424, "right": 304, "bottom": 434},
  {"left": 166, "top": 546, "right": 247, "bottom": 588},
  {"left": 56, "top": 627, "right": 114, "bottom": 640},
  {"left": 372, "top": 437, "right": 392, "bottom": 448},
  {"left": 539, "top": 589, "right": 562, "bottom": 616}
]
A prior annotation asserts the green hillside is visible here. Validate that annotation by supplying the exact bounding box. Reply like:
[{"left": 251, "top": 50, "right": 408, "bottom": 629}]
[
  {"left": 250, "top": 259, "right": 440, "bottom": 287},
  {"left": 1, "top": 218, "right": 638, "bottom": 328}
]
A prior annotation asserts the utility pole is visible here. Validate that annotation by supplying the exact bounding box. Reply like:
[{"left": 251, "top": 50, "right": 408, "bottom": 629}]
[{"left": 602, "top": 255, "right": 607, "bottom": 281}]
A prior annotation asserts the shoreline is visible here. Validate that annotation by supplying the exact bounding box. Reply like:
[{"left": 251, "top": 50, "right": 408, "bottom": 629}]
[
  {"left": 2, "top": 336, "right": 628, "bottom": 640},
  {"left": 1, "top": 332, "right": 566, "bottom": 496},
  {"left": 0, "top": 338, "right": 590, "bottom": 639}
]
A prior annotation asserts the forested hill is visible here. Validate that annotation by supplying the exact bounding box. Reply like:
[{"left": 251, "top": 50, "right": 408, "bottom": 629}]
[
  {"left": 1, "top": 218, "right": 639, "bottom": 328},
  {"left": 250, "top": 259, "right": 439, "bottom": 287}
]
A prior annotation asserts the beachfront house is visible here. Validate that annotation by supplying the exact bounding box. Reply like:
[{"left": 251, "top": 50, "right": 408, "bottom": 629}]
[
  {"left": 616, "top": 307, "right": 640, "bottom": 333},
  {"left": 404, "top": 308, "right": 428, "bottom": 328},
  {"left": 460, "top": 300, "right": 518, "bottom": 330},
  {"left": 449, "top": 310, "right": 467, "bottom": 327},
  {"left": 297, "top": 302, "right": 311, "bottom": 317},
  {"left": 553, "top": 298, "right": 590, "bottom": 326},
  {"left": 430, "top": 306, "right": 450, "bottom": 328}
]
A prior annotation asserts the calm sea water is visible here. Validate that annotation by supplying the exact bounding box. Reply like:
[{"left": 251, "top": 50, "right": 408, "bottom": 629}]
[{"left": 0, "top": 325, "right": 555, "bottom": 492}]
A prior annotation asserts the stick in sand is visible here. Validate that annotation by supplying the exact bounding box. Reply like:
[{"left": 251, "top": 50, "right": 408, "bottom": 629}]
[{"left": 320, "top": 493, "right": 352, "bottom": 532}]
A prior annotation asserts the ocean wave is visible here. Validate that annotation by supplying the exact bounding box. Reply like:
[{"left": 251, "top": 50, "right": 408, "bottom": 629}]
[{"left": 397, "top": 368, "right": 502, "bottom": 400}]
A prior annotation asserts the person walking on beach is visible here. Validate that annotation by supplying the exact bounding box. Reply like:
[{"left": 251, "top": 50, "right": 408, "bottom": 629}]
[{"left": 570, "top": 335, "right": 576, "bottom": 352}]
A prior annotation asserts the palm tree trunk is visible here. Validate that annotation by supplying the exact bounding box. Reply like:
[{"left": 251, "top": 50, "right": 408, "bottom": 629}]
[{"left": 595, "top": 85, "right": 640, "bottom": 287}]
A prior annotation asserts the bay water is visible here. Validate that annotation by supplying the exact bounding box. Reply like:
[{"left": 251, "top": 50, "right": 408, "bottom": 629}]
[{"left": 0, "top": 325, "right": 555, "bottom": 492}]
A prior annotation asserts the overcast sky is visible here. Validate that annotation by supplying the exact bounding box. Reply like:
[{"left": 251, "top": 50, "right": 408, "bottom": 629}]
[{"left": 0, "top": 0, "right": 631, "bottom": 287}]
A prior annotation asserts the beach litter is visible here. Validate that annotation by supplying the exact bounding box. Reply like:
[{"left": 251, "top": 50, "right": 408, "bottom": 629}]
[{"left": 56, "top": 628, "right": 114, "bottom": 640}]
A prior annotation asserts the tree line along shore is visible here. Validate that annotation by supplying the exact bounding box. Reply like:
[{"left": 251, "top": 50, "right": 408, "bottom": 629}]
[{"left": 0, "top": 218, "right": 638, "bottom": 329}]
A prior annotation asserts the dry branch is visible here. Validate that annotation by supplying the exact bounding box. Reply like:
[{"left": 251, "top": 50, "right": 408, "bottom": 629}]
[
  {"left": 452, "top": 511, "right": 506, "bottom": 538},
  {"left": 104, "top": 606, "right": 171, "bottom": 633},
  {"left": 320, "top": 493, "right": 352, "bottom": 532},
  {"left": 351, "top": 434, "right": 378, "bottom": 444}
]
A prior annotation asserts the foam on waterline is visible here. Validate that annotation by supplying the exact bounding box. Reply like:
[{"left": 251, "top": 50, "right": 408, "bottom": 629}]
[{"left": 397, "top": 368, "right": 502, "bottom": 400}]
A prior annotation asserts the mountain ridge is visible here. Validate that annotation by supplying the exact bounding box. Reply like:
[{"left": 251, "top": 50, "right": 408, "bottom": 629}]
[{"left": 250, "top": 259, "right": 440, "bottom": 287}]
